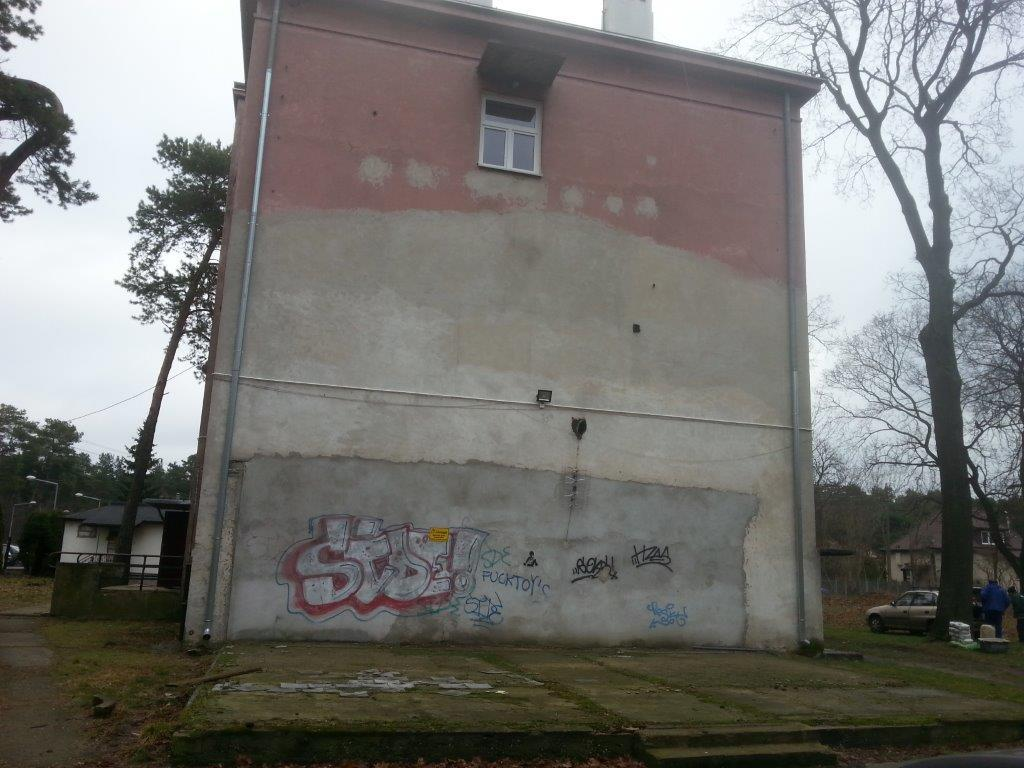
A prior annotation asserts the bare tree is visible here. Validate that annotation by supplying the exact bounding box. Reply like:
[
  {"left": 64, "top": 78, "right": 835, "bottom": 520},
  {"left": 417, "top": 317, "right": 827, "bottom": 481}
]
[
  {"left": 960, "top": 266, "right": 1024, "bottom": 583},
  {"left": 827, "top": 299, "right": 1024, "bottom": 583},
  {"left": 733, "top": 0, "right": 1024, "bottom": 633},
  {"left": 808, "top": 295, "right": 841, "bottom": 348}
]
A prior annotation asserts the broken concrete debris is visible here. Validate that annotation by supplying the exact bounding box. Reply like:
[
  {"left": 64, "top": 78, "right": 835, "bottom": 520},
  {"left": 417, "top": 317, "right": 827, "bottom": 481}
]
[{"left": 212, "top": 669, "right": 498, "bottom": 696}]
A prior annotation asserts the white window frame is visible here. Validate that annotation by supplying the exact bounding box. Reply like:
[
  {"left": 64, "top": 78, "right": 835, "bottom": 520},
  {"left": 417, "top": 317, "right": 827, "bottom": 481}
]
[
  {"left": 77, "top": 524, "right": 97, "bottom": 539},
  {"left": 981, "top": 530, "right": 994, "bottom": 545},
  {"left": 478, "top": 94, "right": 542, "bottom": 176}
]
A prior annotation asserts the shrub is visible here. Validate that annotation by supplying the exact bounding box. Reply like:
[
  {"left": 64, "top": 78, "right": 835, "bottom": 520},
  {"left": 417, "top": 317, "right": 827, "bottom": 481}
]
[{"left": 18, "top": 510, "right": 63, "bottom": 576}]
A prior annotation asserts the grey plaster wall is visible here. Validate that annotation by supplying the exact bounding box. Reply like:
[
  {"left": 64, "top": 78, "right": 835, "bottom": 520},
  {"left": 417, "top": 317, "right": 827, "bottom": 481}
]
[
  {"left": 183, "top": 208, "right": 822, "bottom": 648},
  {"left": 226, "top": 456, "right": 757, "bottom": 645}
]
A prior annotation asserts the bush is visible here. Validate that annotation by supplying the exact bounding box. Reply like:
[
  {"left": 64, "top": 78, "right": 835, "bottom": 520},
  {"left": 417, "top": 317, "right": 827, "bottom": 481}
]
[{"left": 18, "top": 510, "right": 63, "bottom": 576}]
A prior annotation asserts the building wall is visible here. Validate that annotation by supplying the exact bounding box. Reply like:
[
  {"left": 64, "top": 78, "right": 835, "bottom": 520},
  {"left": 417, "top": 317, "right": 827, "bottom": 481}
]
[
  {"left": 185, "top": 0, "right": 821, "bottom": 648},
  {"left": 59, "top": 522, "right": 109, "bottom": 562},
  {"left": 59, "top": 521, "right": 164, "bottom": 577},
  {"left": 889, "top": 549, "right": 1018, "bottom": 587}
]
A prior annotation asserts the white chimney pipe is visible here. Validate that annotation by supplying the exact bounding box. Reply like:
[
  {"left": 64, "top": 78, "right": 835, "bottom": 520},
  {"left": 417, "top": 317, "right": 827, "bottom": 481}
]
[{"left": 602, "top": 0, "right": 654, "bottom": 40}]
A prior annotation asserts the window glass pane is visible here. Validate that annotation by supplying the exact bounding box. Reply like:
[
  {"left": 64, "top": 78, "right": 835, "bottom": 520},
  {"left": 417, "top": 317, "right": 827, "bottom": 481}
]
[
  {"left": 485, "top": 100, "right": 537, "bottom": 128},
  {"left": 512, "top": 133, "right": 536, "bottom": 172},
  {"left": 482, "top": 127, "right": 507, "bottom": 166},
  {"left": 895, "top": 594, "right": 913, "bottom": 606}
]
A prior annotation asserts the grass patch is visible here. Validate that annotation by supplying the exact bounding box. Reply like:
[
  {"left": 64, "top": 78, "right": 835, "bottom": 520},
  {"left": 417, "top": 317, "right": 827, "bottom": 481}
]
[
  {"left": 0, "top": 574, "right": 53, "bottom": 611},
  {"left": 827, "top": 627, "right": 1024, "bottom": 670},
  {"left": 41, "top": 619, "right": 208, "bottom": 766},
  {"left": 859, "top": 660, "right": 1024, "bottom": 706}
]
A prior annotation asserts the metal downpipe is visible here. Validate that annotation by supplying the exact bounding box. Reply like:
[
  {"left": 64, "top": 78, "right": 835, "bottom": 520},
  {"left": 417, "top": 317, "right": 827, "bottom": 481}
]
[
  {"left": 783, "top": 91, "right": 808, "bottom": 645},
  {"left": 202, "top": 0, "right": 283, "bottom": 641}
]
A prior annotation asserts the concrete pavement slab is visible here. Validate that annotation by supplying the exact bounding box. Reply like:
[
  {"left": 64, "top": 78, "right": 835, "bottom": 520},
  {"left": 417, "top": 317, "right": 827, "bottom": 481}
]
[{"left": 173, "top": 642, "right": 1024, "bottom": 765}]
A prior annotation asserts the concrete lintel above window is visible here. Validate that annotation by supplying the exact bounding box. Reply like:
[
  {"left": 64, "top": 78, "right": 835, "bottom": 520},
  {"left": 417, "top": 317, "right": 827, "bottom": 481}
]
[{"left": 477, "top": 41, "right": 565, "bottom": 92}]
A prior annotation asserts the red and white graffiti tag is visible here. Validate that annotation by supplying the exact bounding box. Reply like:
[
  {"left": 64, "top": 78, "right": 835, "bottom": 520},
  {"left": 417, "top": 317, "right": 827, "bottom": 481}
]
[{"left": 278, "top": 515, "right": 488, "bottom": 621}]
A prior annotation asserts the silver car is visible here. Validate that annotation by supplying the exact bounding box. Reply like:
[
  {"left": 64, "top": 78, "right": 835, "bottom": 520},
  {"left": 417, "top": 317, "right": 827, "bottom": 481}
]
[{"left": 866, "top": 590, "right": 938, "bottom": 634}]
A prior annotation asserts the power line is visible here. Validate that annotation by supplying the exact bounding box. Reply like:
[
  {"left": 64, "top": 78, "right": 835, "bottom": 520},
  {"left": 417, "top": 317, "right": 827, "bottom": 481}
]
[{"left": 67, "top": 366, "right": 197, "bottom": 423}]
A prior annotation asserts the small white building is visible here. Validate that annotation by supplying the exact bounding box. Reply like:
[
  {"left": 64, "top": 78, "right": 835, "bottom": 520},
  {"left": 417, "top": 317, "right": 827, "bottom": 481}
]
[
  {"left": 60, "top": 503, "right": 178, "bottom": 581},
  {"left": 58, "top": 505, "right": 192, "bottom": 589}
]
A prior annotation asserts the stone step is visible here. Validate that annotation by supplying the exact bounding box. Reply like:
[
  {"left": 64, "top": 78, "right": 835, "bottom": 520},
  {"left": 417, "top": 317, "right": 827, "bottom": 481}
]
[
  {"left": 642, "top": 725, "right": 818, "bottom": 748},
  {"left": 643, "top": 743, "right": 838, "bottom": 768}
]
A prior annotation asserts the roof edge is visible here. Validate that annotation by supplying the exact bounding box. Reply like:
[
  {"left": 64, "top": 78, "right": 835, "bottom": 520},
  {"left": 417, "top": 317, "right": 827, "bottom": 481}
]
[{"left": 240, "top": 0, "right": 820, "bottom": 104}]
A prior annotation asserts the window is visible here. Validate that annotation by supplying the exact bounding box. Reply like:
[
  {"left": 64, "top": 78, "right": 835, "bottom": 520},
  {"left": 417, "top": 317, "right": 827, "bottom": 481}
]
[
  {"left": 479, "top": 96, "right": 541, "bottom": 175},
  {"left": 894, "top": 593, "right": 914, "bottom": 607},
  {"left": 77, "top": 524, "right": 97, "bottom": 539},
  {"left": 981, "top": 530, "right": 994, "bottom": 545},
  {"left": 911, "top": 592, "right": 937, "bottom": 607}
]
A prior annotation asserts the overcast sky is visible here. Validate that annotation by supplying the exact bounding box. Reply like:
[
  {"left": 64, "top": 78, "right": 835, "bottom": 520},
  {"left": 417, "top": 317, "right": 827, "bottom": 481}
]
[{"left": 1, "top": 0, "right": 921, "bottom": 462}]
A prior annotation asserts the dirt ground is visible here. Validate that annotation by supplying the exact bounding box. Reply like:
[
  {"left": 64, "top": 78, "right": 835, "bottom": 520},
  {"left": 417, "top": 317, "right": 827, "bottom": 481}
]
[{"left": 0, "top": 574, "right": 54, "bottom": 612}]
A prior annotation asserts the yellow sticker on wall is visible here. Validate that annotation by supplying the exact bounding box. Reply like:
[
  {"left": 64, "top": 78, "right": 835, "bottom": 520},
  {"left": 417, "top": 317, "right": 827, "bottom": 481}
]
[{"left": 428, "top": 527, "right": 450, "bottom": 543}]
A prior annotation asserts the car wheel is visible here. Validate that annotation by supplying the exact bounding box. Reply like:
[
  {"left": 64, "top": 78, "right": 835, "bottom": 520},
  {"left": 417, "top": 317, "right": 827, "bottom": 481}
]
[{"left": 868, "top": 614, "right": 886, "bottom": 633}]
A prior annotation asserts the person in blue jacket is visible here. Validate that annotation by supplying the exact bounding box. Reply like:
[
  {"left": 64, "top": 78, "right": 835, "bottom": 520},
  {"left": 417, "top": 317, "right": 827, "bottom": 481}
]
[{"left": 980, "top": 578, "right": 1011, "bottom": 638}]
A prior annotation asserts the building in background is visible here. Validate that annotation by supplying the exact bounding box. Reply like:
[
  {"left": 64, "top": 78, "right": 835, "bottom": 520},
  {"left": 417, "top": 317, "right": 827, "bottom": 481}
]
[
  {"left": 184, "top": 0, "right": 821, "bottom": 648},
  {"left": 60, "top": 500, "right": 190, "bottom": 586},
  {"left": 888, "top": 513, "right": 1021, "bottom": 588}
]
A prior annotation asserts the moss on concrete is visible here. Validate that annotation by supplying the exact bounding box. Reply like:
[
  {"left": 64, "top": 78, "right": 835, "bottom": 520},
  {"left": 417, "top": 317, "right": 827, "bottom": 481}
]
[{"left": 171, "top": 640, "right": 1024, "bottom": 766}]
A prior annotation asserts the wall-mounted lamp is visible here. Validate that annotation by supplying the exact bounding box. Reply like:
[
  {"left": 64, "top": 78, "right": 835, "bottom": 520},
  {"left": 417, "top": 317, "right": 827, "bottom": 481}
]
[{"left": 536, "top": 389, "right": 553, "bottom": 407}]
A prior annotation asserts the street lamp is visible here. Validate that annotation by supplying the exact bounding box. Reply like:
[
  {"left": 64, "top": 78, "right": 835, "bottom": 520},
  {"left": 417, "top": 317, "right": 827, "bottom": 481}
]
[
  {"left": 2, "top": 501, "right": 37, "bottom": 571},
  {"left": 25, "top": 475, "right": 59, "bottom": 511},
  {"left": 74, "top": 492, "right": 102, "bottom": 508}
]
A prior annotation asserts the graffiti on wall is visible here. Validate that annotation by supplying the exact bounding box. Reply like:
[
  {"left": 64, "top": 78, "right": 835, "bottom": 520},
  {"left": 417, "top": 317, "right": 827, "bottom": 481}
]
[
  {"left": 465, "top": 593, "right": 504, "bottom": 628},
  {"left": 631, "top": 544, "right": 672, "bottom": 571},
  {"left": 523, "top": 551, "right": 538, "bottom": 567},
  {"left": 571, "top": 555, "right": 618, "bottom": 584},
  {"left": 647, "top": 601, "right": 688, "bottom": 629},
  {"left": 481, "top": 547, "right": 512, "bottom": 569},
  {"left": 278, "top": 515, "right": 488, "bottom": 622},
  {"left": 481, "top": 569, "right": 551, "bottom": 599}
]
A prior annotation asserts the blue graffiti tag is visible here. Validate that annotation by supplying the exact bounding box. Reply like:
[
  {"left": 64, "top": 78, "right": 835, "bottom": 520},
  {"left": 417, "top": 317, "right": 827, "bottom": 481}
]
[
  {"left": 465, "top": 593, "right": 504, "bottom": 628},
  {"left": 647, "top": 601, "right": 688, "bottom": 629},
  {"left": 481, "top": 570, "right": 551, "bottom": 599},
  {"left": 481, "top": 547, "right": 512, "bottom": 569}
]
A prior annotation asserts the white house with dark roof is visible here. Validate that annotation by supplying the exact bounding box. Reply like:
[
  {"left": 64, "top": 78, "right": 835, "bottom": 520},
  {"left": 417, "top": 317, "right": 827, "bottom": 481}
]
[
  {"left": 60, "top": 500, "right": 190, "bottom": 586},
  {"left": 60, "top": 504, "right": 164, "bottom": 566}
]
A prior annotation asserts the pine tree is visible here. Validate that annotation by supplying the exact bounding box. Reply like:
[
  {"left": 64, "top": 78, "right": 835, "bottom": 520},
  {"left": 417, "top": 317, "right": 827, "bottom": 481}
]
[
  {"left": 113, "top": 136, "right": 229, "bottom": 557},
  {"left": 1, "top": 0, "right": 95, "bottom": 221}
]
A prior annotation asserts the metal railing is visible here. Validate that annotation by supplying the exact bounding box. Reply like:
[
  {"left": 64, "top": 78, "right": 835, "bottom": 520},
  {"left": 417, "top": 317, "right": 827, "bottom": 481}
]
[{"left": 52, "top": 552, "right": 185, "bottom": 590}]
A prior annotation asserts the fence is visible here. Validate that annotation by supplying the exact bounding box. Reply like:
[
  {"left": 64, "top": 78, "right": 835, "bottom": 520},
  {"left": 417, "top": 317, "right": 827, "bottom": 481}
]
[
  {"left": 53, "top": 552, "right": 185, "bottom": 590},
  {"left": 820, "top": 576, "right": 908, "bottom": 596}
]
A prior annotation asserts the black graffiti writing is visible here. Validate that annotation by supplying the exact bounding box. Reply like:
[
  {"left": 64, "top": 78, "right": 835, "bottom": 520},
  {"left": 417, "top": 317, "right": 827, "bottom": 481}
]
[
  {"left": 481, "top": 569, "right": 551, "bottom": 598},
  {"left": 571, "top": 555, "right": 618, "bottom": 583},
  {"left": 631, "top": 544, "right": 672, "bottom": 571}
]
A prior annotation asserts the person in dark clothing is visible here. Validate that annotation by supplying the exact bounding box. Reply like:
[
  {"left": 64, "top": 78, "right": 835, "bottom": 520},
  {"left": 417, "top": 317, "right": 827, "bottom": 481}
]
[
  {"left": 1010, "top": 586, "right": 1024, "bottom": 643},
  {"left": 980, "top": 579, "right": 1011, "bottom": 638}
]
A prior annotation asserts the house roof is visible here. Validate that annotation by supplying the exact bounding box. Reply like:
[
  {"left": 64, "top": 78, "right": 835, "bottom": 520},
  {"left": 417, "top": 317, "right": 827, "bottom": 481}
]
[
  {"left": 239, "top": 0, "right": 820, "bottom": 104},
  {"left": 888, "top": 511, "right": 1022, "bottom": 552},
  {"left": 63, "top": 504, "right": 164, "bottom": 528}
]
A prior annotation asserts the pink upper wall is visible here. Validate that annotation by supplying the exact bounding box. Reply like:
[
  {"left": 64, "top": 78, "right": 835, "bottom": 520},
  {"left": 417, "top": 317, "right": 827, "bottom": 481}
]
[{"left": 234, "top": 0, "right": 812, "bottom": 284}]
